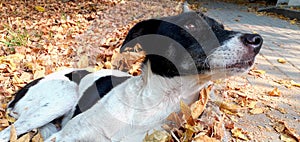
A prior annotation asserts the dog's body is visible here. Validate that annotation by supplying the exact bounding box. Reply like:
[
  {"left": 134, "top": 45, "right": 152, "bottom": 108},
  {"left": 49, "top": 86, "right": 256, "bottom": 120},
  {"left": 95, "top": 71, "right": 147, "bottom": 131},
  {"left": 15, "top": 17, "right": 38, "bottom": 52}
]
[
  {"left": 45, "top": 12, "right": 263, "bottom": 141},
  {"left": 0, "top": 11, "right": 263, "bottom": 142}
]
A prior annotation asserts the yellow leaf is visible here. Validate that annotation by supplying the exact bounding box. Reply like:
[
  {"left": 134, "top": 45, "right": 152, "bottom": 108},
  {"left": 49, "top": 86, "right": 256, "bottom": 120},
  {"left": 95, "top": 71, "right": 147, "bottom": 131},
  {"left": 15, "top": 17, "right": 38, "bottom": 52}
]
[
  {"left": 34, "top": 6, "right": 45, "bottom": 12},
  {"left": 5, "top": 112, "right": 16, "bottom": 123},
  {"left": 247, "top": 101, "right": 257, "bottom": 109},
  {"left": 77, "top": 55, "right": 89, "bottom": 68},
  {"left": 291, "top": 80, "right": 300, "bottom": 88},
  {"left": 280, "top": 133, "right": 297, "bottom": 142},
  {"left": 277, "top": 58, "right": 287, "bottom": 64},
  {"left": 143, "top": 130, "right": 172, "bottom": 142},
  {"left": 231, "top": 127, "right": 249, "bottom": 140},
  {"left": 268, "top": 87, "right": 281, "bottom": 96},
  {"left": 249, "top": 107, "right": 264, "bottom": 115},
  {"left": 253, "top": 69, "right": 266, "bottom": 74},
  {"left": 290, "top": 19, "right": 297, "bottom": 25}
]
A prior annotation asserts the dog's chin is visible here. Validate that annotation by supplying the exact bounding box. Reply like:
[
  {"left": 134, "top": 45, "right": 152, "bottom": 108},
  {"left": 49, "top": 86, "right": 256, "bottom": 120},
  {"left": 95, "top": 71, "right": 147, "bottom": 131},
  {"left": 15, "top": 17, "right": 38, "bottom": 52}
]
[{"left": 226, "top": 58, "right": 254, "bottom": 70}]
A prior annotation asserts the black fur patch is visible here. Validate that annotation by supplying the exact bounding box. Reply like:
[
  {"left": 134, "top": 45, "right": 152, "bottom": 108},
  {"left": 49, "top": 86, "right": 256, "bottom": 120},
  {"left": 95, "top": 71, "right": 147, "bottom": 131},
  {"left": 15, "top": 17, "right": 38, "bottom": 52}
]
[
  {"left": 72, "top": 75, "right": 130, "bottom": 117},
  {"left": 8, "top": 77, "right": 44, "bottom": 108},
  {"left": 65, "top": 70, "right": 91, "bottom": 84}
]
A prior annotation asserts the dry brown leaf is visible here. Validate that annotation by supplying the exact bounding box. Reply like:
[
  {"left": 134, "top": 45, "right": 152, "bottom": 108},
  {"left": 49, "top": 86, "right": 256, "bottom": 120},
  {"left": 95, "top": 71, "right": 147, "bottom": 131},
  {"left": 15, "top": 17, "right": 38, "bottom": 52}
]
[
  {"left": 166, "top": 112, "right": 182, "bottom": 128},
  {"left": 231, "top": 127, "right": 249, "bottom": 141},
  {"left": 193, "top": 135, "right": 220, "bottom": 142},
  {"left": 280, "top": 133, "right": 297, "bottom": 142},
  {"left": 31, "top": 131, "right": 44, "bottom": 142},
  {"left": 268, "top": 87, "right": 281, "bottom": 96},
  {"left": 16, "top": 133, "right": 31, "bottom": 142},
  {"left": 273, "top": 120, "right": 300, "bottom": 141},
  {"left": 218, "top": 101, "right": 242, "bottom": 114},
  {"left": 0, "top": 119, "right": 9, "bottom": 130},
  {"left": 274, "top": 121, "right": 285, "bottom": 133},
  {"left": 180, "top": 100, "right": 195, "bottom": 126},
  {"left": 190, "top": 86, "right": 210, "bottom": 119},
  {"left": 10, "top": 125, "right": 17, "bottom": 142}
]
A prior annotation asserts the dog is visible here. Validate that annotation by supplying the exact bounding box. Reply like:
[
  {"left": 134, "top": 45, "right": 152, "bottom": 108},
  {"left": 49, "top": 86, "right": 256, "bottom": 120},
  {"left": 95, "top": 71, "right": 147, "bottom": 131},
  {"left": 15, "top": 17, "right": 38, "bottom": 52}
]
[
  {"left": 0, "top": 69, "right": 90, "bottom": 141},
  {"left": 44, "top": 11, "right": 263, "bottom": 142}
]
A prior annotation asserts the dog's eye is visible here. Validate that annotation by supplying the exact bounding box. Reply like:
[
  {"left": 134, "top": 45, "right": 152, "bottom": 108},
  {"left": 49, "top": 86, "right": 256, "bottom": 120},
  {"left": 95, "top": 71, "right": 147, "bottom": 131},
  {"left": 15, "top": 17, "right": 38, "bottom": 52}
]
[{"left": 184, "top": 24, "right": 195, "bottom": 31}]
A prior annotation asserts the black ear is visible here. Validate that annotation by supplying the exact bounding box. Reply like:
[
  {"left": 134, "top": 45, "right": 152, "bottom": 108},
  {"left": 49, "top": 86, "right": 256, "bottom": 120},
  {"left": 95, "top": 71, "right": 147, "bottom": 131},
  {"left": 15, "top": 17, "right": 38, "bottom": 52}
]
[{"left": 120, "top": 19, "right": 162, "bottom": 52}]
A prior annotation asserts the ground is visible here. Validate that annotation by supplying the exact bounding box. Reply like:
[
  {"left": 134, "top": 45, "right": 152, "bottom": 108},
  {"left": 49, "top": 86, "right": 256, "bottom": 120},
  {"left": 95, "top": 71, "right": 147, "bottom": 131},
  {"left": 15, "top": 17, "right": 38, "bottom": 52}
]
[{"left": 0, "top": 0, "right": 299, "bottom": 141}]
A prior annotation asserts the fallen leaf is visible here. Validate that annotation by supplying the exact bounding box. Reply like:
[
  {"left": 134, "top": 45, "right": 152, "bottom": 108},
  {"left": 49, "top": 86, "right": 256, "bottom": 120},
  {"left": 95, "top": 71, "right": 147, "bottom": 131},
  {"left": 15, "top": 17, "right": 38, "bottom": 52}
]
[
  {"left": 290, "top": 19, "right": 297, "bottom": 25},
  {"left": 77, "top": 55, "right": 89, "bottom": 68},
  {"left": 16, "top": 133, "right": 31, "bottom": 142},
  {"left": 10, "top": 125, "right": 17, "bottom": 142},
  {"left": 280, "top": 133, "right": 297, "bottom": 142},
  {"left": 34, "top": 6, "right": 45, "bottom": 12},
  {"left": 277, "top": 58, "right": 287, "bottom": 64},
  {"left": 249, "top": 107, "right": 264, "bottom": 115},
  {"left": 252, "top": 69, "right": 266, "bottom": 74},
  {"left": 143, "top": 130, "right": 172, "bottom": 142},
  {"left": 31, "top": 131, "right": 44, "bottom": 142},
  {"left": 190, "top": 86, "right": 210, "bottom": 119},
  {"left": 231, "top": 127, "right": 249, "bottom": 140},
  {"left": 290, "top": 80, "right": 300, "bottom": 88},
  {"left": 218, "top": 101, "right": 242, "bottom": 114},
  {"left": 180, "top": 100, "right": 195, "bottom": 126},
  {"left": 166, "top": 112, "right": 182, "bottom": 128},
  {"left": 268, "top": 87, "right": 281, "bottom": 96},
  {"left": 274, "top": 121, "right": 285, "bottom": 133},
  {"left": 193, "top": 135, "right": 219, "bottom": 142}
]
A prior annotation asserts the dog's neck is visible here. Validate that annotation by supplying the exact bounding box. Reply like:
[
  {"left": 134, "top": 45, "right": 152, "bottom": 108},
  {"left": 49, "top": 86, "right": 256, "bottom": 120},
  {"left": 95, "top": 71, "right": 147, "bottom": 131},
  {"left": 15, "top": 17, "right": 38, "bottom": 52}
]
[
  {"left": 101, "top": 62, "right": 212, "bottom": 125},
  {"left": 138, "top": 62, "right": 212, "bottom": 105}
]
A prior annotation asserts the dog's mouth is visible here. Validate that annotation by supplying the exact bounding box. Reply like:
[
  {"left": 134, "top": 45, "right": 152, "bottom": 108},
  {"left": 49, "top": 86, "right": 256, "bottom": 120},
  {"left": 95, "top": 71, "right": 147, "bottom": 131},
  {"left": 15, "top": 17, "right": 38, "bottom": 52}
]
[{"left": 226, "top": 59, "right": 254, "bottom": 69}]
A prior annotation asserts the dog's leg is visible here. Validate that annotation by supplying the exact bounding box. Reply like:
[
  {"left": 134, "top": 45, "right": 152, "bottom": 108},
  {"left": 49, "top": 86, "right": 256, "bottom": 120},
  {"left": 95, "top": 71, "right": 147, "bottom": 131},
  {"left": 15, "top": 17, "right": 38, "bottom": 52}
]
[{"left": 0, "top": 80, "right": 79, "bottom": 141}]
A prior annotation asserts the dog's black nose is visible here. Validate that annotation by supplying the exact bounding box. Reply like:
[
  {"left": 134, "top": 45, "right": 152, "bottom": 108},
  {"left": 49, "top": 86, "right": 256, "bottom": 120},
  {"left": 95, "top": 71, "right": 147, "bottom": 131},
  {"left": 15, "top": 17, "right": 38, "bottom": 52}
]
[{"left": 242, "top": 34, "right": 263, "bottom": 54}]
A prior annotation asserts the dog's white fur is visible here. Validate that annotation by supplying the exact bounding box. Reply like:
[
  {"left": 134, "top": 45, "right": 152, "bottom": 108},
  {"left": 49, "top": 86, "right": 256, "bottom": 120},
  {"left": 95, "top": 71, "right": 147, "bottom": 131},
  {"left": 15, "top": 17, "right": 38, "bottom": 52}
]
[
  {"left": 46, "top": 63, "right": 212, "bottom": 142},
  {"left": 0, "top": 69, "right": 80, "bottom": 142}
]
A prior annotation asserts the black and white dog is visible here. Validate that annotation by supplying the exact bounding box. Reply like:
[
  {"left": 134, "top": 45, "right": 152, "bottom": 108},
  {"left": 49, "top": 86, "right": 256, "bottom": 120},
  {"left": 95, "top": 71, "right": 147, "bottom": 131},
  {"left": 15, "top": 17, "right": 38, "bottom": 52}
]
[
  {"left": 0, "top": 11, "right": 263, "bottom": 141},
  {"left": 45, "top": 12, "right": 262, "bottom": 141}
]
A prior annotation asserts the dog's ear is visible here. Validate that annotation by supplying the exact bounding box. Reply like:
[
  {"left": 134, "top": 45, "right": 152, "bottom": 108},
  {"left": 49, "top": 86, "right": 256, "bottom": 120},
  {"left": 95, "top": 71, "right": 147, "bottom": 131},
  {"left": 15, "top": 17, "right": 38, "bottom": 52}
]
[{"left": 120, "top": 19, "right": 162, "bottom": 52}]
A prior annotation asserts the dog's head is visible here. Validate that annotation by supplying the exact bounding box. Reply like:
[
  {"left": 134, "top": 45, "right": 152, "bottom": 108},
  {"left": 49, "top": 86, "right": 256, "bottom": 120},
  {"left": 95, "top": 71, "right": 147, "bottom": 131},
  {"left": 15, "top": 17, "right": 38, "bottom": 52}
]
[{"left": 120, "top": 12, "right": 263, "bottom": 78}]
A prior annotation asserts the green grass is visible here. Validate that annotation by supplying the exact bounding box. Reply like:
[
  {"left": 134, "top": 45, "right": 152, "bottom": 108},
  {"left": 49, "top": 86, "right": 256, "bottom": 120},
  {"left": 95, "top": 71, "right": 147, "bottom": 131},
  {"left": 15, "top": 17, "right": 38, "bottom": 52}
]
[{"left": 0, "top": 25, "right": 30, "bottom": 47}]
